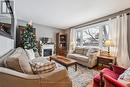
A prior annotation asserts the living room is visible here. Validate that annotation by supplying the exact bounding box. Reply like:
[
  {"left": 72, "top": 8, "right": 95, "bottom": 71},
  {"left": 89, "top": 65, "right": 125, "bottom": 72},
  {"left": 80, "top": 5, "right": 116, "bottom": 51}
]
[{"left": 0, "top": 0, "right": 130, "bottom": 87}]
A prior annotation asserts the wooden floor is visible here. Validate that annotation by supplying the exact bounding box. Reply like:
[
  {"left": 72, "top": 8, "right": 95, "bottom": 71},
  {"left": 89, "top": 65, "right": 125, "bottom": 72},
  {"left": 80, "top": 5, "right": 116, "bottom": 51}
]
[{"left": 86, "top": 80, "right": 93, "bottom": 87}]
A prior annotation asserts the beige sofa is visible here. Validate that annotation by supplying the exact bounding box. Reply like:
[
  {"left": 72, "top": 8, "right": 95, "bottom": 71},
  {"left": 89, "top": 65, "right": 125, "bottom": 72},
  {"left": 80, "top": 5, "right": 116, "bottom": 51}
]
[
  {"left": 0, "top": 48, "right": 72, "bottom": 87},
  {"left": 67, "top": 47, "right": 99, "bottom": 68}
]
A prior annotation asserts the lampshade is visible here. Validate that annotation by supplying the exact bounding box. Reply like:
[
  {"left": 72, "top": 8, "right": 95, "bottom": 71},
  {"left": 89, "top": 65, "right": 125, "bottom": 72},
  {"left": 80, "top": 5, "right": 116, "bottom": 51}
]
[{"left": 104, "top": 39, "right": 114, "bottom": 47}]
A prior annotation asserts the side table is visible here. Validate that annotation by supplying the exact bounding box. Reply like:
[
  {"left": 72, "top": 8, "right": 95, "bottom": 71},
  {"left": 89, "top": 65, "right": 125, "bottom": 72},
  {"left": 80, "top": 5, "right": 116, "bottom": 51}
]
[{"left": 97, "top": 55, "right": 116, "bottom": 67}]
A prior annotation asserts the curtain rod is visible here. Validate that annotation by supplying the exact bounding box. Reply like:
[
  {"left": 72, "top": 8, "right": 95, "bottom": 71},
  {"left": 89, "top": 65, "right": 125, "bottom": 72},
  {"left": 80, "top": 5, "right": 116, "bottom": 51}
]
[{"left": 70, "top": 8, "right": 130, "bottom": 29}]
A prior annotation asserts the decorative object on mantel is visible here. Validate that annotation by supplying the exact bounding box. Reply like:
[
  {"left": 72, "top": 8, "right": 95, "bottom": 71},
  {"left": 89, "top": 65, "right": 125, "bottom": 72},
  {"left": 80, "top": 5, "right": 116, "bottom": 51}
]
[
  {"left": 104, "top": 39, "right": 114, "bottom": 56},
  {"left": 41, "top": 37, "right": 53, "bottom": 44}
]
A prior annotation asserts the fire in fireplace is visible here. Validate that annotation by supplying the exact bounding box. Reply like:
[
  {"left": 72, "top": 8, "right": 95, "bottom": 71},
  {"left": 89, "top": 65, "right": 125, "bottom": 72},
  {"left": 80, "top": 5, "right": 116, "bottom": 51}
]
[{"left": 43, "top": 49, "right": 52, "bottom": 57}]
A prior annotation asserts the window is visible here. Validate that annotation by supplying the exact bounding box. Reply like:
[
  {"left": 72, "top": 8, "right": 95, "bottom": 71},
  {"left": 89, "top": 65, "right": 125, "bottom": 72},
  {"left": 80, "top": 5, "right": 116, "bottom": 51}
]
[
  {"left": 82, "top": 26, "right": 100, "bottom": 46},
  {"left": 75, "top": 22, "right": 109, "bottom": 48}
]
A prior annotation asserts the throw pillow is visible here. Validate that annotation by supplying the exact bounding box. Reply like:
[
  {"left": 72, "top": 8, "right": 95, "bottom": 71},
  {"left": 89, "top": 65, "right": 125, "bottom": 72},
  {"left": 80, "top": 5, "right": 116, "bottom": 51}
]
[
  {"left": 118, "top": 67, "right": 130, "bottom": 81},
  {"left": 25, "top": 49, "right": 35, "bottom": 60},
  {"left": 86, "top": 48, "right": 98, "bottom": 56},
  {"left": 35, "top": 51, "right": 40, "bottom": 57},
  {"left": 83, "top": 48, "right": 89, "bottom": 56},
  {"left": 74, "top": 47, "right": 84, "bottom": 54},
  {"left": 6, "top": 54, "right": 23, "bottom": 72},
  {"left": 30, "top": 61, "right": 56, "bottom": 74},
  {"left": 4, "top": 48, "right": 33, "bottom": 74}
]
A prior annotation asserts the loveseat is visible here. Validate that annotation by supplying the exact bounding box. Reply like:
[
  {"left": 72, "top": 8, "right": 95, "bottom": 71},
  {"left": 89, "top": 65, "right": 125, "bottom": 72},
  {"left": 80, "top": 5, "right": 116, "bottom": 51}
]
[
  {"left": 0, "top": 48, "right": 72, "bottom": 87},
  {"left": 67, "top": 47, "right": 99, "bottom": 68}
]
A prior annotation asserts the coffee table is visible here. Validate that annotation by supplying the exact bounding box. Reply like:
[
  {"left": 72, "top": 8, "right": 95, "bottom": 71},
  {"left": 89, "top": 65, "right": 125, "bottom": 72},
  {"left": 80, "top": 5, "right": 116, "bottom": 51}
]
[{"left": 50, "top": 55, "right": 77, "bottom": 71}]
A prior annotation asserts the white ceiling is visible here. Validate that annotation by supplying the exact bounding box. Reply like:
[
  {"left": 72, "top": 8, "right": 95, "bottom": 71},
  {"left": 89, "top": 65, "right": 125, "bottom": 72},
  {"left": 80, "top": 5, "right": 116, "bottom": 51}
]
[{"left": 15, "top": 0, "right": 130, "bottom": 29}]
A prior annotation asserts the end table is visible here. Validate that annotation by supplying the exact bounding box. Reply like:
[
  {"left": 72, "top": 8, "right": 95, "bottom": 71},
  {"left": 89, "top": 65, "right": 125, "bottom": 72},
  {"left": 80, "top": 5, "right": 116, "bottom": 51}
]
[{"left": 97, "top": 55, "right": 116, "bottom": 67}]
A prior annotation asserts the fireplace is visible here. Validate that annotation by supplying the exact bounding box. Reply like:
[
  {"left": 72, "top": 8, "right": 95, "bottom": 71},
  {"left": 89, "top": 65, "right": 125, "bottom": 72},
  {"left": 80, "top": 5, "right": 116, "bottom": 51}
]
[
  {"left": 44, "top": 49, "right": 52, "bottom": 57},
  {"left": 41, "top": 44, "right": 54, "bottom": 57}
]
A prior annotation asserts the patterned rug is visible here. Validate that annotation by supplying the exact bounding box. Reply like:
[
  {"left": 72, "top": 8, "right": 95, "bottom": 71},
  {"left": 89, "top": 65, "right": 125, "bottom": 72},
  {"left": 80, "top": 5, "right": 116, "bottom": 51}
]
[
  {"left": 67, "top": 65, "right": 99, "bottom": 87},
  {"left": 56, "top": 62, "right": 99, "bottom": 87}
]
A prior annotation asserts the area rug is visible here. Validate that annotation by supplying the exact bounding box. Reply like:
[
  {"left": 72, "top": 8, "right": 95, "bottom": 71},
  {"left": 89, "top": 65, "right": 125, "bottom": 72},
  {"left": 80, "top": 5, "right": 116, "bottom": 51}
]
[
  {"left": 55, "top": 62, "right": 99, "bottom": 87},
  {"left": 68, "top": 65, "right": 99, "bottom": 87}
]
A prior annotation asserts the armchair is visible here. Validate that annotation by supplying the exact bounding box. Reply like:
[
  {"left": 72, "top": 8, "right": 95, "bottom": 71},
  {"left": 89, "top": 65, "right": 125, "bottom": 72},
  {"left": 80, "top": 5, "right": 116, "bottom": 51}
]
[
  {"left": 103, "top": 74, "right": 127, "bottom": 87},
  {"left": 93, "top": 64, "right": 127, "bottom": 87}
]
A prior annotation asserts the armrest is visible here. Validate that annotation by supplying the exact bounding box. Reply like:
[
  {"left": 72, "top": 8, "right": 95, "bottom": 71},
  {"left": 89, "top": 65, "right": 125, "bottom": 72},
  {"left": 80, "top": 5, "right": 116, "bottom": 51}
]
[
  {"left": 111, "top": 64, "right": 126, "bottom": 75},
  {"left": 86, "top": 53, "right": 98, "bottom": 68},
  {"left": 0, "top": 67, "right": 41, "bottom": 87},
  {"left": 38, "top": 67, "right": 71, "bottom": 82},
  {"left": 89, "top": 52, "right": 98, "bottom": 58},
  {"left": 103, "top": 74, "right": 127, "bottom": 87},
  {"left": 0, "top": 67, "right": 40, "bottom": 79}
]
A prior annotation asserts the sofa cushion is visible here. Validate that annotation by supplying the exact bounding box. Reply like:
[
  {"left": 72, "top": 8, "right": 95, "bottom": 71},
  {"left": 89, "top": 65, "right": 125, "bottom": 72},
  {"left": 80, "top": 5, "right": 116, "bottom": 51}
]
[
  {"left": 25, "top": 49, "right": 35, "bottom": 60},
  {"left": 4, "top": 47, "right": 33, "bottom": 74},
  {"left": 83, "top": 48, "right": 89, "bottom": 56},
  {"left": 68, "top": 54, "right": 89, "bottom": 62},
  {"left": 74, "top": 47, "right": 84, "bottom": 55},
  {"left": 86, "top": 48, "right": 99, "bottom": 56}
]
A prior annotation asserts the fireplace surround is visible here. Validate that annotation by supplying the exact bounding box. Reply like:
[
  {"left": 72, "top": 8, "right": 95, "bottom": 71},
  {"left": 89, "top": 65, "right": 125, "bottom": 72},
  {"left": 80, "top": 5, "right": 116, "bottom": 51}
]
[{"left": 41, "top": 44, "right": 54, "bottom": 58}]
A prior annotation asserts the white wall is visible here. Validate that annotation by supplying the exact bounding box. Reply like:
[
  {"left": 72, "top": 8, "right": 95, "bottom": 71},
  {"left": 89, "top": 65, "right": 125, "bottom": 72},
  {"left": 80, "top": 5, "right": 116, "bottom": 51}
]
[
  {"left": 35, "top": 24, "right": 63, "bottom": 42},
  {"left": 17, "top": 19, "right": 64, "bottom": 43},
  {"left": 0, "top": 36, "right": 14, "bottom": 57}
]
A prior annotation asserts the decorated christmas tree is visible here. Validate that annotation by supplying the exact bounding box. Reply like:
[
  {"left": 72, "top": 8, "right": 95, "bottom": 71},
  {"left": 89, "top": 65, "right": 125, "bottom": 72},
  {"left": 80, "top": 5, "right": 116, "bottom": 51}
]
[{"left": 22, "top": 23, "right": 37, "bottom": 52}]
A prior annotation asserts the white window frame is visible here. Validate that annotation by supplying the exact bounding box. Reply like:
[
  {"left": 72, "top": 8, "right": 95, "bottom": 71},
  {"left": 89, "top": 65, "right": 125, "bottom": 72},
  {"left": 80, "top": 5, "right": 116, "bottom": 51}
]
[{"left": 75, "top": 21, "right": 109, "bottom": 48}]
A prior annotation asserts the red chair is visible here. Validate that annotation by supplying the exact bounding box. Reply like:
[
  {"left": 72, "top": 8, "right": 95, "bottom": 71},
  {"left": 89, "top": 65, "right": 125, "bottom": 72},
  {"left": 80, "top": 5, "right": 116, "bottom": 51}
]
[{"left": 93, "top": 64, "right": 127, "bottom": 87}]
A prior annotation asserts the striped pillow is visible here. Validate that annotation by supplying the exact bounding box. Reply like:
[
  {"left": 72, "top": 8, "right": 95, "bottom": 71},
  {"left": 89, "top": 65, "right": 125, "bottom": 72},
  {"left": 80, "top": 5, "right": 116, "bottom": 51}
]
[{"left": 31, "top": 61, "right": 56, "bottom": 74}]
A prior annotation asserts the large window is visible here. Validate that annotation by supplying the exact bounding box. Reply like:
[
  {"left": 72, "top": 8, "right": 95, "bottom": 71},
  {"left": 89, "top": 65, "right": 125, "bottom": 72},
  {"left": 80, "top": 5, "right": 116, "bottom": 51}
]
[{"left": 75, "top": 22, "right": 109, "bottom": 48}]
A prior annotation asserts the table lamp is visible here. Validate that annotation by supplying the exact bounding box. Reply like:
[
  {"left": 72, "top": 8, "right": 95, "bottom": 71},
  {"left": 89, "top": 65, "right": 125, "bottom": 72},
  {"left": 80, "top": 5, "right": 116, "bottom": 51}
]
[{"left": 104, "top": 39, "right": 114, "bottom": 56}]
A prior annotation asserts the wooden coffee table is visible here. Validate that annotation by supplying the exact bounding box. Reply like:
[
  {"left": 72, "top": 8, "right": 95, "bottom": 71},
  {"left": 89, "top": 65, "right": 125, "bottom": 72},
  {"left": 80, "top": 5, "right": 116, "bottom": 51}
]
[{"left": 50, "top": 56, "right": 77, "bottom": 71}]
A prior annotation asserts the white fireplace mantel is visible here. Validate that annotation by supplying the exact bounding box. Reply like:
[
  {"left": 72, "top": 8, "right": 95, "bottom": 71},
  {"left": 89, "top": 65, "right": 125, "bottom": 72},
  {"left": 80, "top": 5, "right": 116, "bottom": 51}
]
[{"left": 41, "top": 44, "right": 54, "bottom": 58}]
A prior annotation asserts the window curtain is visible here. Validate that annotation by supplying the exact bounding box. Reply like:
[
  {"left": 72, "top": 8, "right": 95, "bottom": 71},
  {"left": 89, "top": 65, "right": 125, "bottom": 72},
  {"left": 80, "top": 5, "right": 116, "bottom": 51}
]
[
  {"left": 109, "top": 13, "right": 130, "bottom": 68},
  {"left": 69, "top": 28, "right": 76, "bottom": 53}
]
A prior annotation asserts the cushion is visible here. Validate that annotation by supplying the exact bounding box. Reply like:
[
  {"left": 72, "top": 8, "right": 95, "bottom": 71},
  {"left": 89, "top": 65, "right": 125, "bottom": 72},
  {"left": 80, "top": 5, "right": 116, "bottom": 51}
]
[
  {"left": 83, "top": 48, "right": 89, "bottom": 56},
  {"left": 25, "top": 49, "right": 35, "bottom": 60},
  {"left": 35, "top": 51, "right": 40, "bottom": 57},
  {"left": 68, "top": 54, "right": 89, "bottom": 62},
  {"left": 30, "top": 60, "right": 56, "bottom": 74},
  {"left": 86, "top": 48, "right": 98, "bottom": 56},
  {"left": 118, "top": 67, "right": 130, "bottom": 81},
  {"left": 0, "top": 49, "right": 14, "bottom": 67},
  {"left": 4, "top": 48, "right": 33, "bottom": 74},
  {"left": 74, "top": 47, "right": 84, "bottom": 55}
]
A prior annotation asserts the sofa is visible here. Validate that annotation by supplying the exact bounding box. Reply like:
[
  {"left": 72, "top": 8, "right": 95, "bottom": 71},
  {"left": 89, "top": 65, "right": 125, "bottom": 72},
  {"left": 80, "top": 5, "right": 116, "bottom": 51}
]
[
  {"left": 67, "top": 47, "right": 99, "bottom": 68},
  {"left": 0, "top": 48, "right": 72, "bottom": 87}
]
